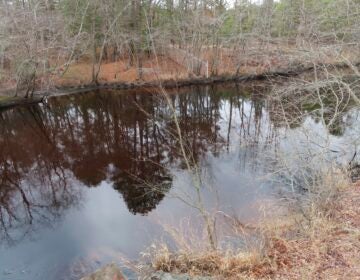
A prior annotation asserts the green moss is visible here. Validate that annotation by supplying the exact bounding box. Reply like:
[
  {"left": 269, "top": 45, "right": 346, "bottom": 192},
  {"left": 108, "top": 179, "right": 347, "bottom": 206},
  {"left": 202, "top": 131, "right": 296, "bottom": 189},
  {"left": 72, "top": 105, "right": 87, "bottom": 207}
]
[
  {"left": 303, "top": 102, "right": 321, "bottom": 112},
  {"left": 0, "top": 96, "right": 22, "bottom": 105},
  {"left": 0, "top": 96, "right": 11, "bottom": 102}
]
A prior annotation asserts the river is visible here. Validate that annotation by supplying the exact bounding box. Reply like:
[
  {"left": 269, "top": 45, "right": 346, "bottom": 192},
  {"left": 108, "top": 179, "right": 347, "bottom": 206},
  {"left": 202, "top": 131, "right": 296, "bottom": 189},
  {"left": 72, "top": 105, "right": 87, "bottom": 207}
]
[{"left": 0, "top": 83, "right": 359, "bottom": 279}]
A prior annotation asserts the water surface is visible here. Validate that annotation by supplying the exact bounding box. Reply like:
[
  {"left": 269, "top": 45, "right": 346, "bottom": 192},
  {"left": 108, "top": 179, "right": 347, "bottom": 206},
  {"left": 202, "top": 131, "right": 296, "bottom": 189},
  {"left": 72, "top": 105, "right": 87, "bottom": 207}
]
[{"left": 0, "top": 84, "right": 359, "bottom": 279}]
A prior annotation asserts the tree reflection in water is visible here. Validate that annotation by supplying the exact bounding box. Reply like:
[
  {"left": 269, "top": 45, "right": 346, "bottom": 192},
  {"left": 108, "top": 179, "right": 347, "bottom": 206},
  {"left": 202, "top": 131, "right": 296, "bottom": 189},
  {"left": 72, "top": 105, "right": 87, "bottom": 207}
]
[
  {"left": 0, "top": 83, "right": 351, "bottom": 248},
  {"left": 0, "top": 106, "right": 83, "bottom": 245}
]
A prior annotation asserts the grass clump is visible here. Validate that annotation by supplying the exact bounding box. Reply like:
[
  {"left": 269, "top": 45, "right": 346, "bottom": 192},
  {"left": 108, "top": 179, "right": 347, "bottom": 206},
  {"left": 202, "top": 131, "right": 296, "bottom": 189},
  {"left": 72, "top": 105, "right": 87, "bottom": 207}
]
[{"left": 145, "top": 244, "right": 270, "bottom": 279}]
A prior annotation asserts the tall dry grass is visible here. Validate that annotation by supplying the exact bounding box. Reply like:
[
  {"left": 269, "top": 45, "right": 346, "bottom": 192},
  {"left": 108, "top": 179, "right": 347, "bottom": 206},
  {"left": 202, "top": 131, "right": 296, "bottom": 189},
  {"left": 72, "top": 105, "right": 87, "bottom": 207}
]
[{"left": 139, "top": 166, "right": 357, "bottom": 279}]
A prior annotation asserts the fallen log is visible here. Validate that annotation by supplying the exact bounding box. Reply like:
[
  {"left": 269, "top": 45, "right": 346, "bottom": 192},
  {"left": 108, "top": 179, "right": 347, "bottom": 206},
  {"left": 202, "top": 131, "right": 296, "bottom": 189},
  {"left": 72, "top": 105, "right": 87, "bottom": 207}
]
[{"left": 0, "top": 96, "right": 44, "bottom": 110}]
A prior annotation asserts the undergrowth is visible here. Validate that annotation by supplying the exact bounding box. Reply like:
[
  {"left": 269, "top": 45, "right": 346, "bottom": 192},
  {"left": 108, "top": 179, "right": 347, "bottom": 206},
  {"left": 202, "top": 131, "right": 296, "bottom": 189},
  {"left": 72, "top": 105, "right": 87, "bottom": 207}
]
[{"left": 140, "top": 168, "right": 360, "bottom": 279}]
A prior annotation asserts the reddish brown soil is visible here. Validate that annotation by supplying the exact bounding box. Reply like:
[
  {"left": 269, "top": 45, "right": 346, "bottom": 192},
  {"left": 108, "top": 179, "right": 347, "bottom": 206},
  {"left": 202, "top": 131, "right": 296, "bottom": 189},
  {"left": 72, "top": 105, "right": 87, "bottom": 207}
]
[
  {"left": 1, "top": 44, "right": 358, "bottom": 95},
  {"left": 53, "top": 55, "right": 188, "bottom": 87}
]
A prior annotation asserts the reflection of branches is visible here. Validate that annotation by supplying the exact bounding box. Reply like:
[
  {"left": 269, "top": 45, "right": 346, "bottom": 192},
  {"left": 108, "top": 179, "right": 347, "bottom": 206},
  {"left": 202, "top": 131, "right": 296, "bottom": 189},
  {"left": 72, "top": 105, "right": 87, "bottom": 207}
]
[
  {"left": 266, "top": 67, "right": 360, "bottom": 210},
  {"left": 0, "top": 107, "right": 83, "bottom": 246},
  {"left": 0, "top": 161, "right": 82, "bottom": 246},
  {"left": 0, "top": 83, "right": 311, "bottom": 246},
  {"left": 113, "top": 165, "right": 172, "bottom": 215}
]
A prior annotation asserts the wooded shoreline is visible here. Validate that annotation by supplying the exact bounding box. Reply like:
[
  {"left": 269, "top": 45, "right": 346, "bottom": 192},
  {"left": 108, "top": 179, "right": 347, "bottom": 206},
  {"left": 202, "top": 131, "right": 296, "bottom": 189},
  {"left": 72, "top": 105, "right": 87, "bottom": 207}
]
[{"left": 2, "top": 61, "right": 358, "bottom": 110}]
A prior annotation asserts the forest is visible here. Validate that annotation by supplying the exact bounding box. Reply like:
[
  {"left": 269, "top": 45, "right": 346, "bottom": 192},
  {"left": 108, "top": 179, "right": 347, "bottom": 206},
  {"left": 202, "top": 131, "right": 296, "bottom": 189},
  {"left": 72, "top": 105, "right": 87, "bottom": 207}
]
[{"left": 1, "top": 0, "right": 360, "bottom": 96}]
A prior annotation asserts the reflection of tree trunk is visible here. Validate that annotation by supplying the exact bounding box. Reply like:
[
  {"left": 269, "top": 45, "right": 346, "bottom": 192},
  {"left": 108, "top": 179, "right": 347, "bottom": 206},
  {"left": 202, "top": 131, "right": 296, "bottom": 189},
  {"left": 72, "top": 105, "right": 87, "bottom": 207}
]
[
  {"left": 145, "top": 115, "right": 150, "bottom": 158},
  {"left": 227, "top": 97, "right": 233, "bottom": 151},
  {"left": 27, "top": 107, "right": 53, "bottom": 144},
  {"left": 65, "top": 112, "right": 76, "bottom": 143},
  {"left": 254, "top": 97, "right": 262, "bottom": 139},
  {"left": 239, "top": 99, "right": 245, "bottom": 139},
  {"left": 248, "top": 104, "right": 253, "bottom": 135},
  {"left": 153, "top": 123, "right": 160, "bottom": 162},
  {"left": 139, "top": 118, "right": 144, "bottom": 157},
  {"left": 133, "top": 94, "right": 138, "bottom": 159}
]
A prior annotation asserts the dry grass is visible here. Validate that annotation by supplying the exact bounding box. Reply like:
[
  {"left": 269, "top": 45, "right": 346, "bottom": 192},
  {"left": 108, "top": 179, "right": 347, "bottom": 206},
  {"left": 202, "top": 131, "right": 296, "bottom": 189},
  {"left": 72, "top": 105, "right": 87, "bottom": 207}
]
[
  {"left": 142, "top": 169, "right": 360, "bottom": 279},
  {"left": 53, "top": 55, "right": 188, "bottom": 87},
  {"left": 270, "top": 184, "right": 360, "bottom": 279},
  {"left": 144, "top": 244, "right": 270, "bottom": 279},
  {"left": 260, "top": 170, "right": 360, "bottom": 279}
]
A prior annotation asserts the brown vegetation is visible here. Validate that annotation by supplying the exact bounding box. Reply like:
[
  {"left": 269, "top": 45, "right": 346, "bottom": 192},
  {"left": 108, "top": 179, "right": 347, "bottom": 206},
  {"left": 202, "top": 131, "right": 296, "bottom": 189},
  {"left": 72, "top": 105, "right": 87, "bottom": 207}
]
[
  {"left": 53, "top": 54, "right": 188, "bottom": 87},
  {"left": 269, "top": 185, "right": 360, "bottom": 279},
  {"left": 144, "top": 173, "right": 360, "bottom": 279}
]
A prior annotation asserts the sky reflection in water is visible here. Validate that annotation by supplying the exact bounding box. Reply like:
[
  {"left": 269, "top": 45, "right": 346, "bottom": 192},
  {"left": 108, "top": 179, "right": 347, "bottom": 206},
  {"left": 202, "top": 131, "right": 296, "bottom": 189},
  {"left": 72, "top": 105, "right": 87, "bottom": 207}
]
[{"left": 0, "top": 84, "right": 359, "bottom": 279}]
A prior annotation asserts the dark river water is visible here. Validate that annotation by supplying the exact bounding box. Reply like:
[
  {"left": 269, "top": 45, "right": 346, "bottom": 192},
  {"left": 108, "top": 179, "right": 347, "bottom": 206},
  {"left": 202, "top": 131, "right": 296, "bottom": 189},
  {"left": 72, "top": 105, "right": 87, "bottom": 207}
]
[{"left": 0, "top": 84, "right": 359, "bottom": 279}]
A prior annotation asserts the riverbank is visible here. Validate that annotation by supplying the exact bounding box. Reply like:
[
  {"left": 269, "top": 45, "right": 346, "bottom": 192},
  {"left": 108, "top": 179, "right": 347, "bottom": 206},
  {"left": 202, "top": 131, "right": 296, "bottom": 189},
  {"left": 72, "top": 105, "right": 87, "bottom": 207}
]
[
  {"left": 264, "top": 182, "right": 360, "bottom": 279},
  {"left": 1, "top": 60, "right": 359, "bottom": 111},
  {"left": 1, "top": 41, "right": 360, "bottom": 110},
  {"left": 149, "top": 175, "right": 360, "bottom": 280},
  {"left": 84, "top": 179, "right": 360, "bottom": 279},
  {"left": 0, "top": 73, "right": 286, "bottom": 110}
]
